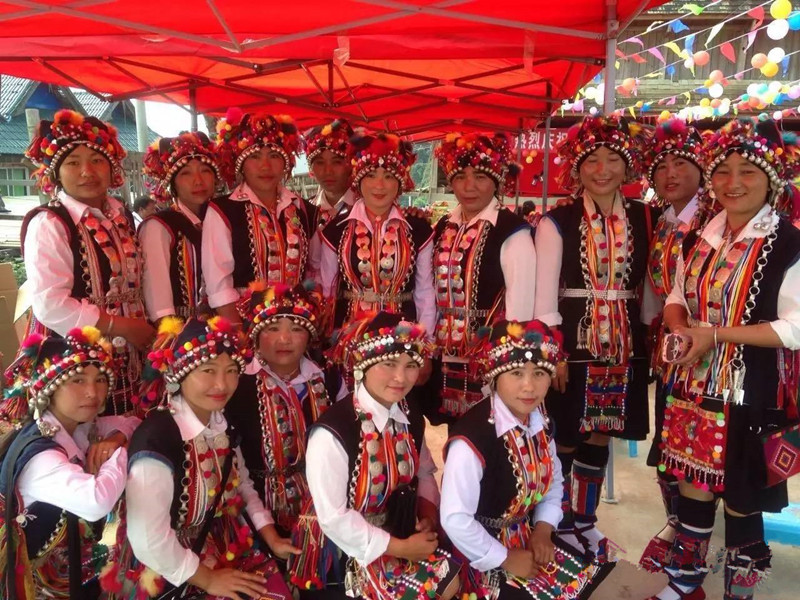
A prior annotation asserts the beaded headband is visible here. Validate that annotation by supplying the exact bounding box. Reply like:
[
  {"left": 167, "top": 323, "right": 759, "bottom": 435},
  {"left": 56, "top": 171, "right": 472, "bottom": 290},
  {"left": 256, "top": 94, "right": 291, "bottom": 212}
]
[
  {"left": 141, "top": 317, "right": 250, "bottom": 409},
  {"left": 306, "top": 119, "right": 355, "bottom": 164},
  {"left": 349, "top": 132, "right": 417, "bottom": 193},
  {"left": 477, "top": 320, "right": 565, "bottom": 381},
  {"left": 645, "top": 118, "right": 705, "bottom": 188},
  {"left": 215, "top": 108, "right": 303, "bottom": 186},
  {"left": 143, "top": 132, "right": 221, "bottom": 203},
  {"left": 329, "top": 312, "right": 432, "bottom": 378},
  {"left": 435, "top": 132, "right": 522, "bottom": 197},
  {"left": 1, "top": 327, "right": 115, "bottom": 432},
  {"left": 241, "top": 280, "right": 322, "bottom": 343},
  {"left": 555, "top": 115, "right": 646, "bottom": 191},
  {"left": 25, "top": 109, "right": 126, "bottom": 194}
]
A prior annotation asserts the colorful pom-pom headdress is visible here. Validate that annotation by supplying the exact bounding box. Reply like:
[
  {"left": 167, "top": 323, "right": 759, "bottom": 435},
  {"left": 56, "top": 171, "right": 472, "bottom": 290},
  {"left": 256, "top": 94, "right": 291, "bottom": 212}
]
[
  {"left": 349, "top": 132, "right": 417, "bottom": 193},
  {"left": 704, "top": 117, "right": 800, "bottom": 219},
  {"left": 555, "top": 115, "right": 647, "bottom": 191},
  {"left": 477, "top": 319, "right": 565, "bottom": 381},
  {"left": 142, "top": 316, "right": 250, "bottom": 410},
  {"left": 143, "top": 132, "right": 221, "bottom": 203},
  {"left": 329, "top": 312, "right": 432, "bottom": 380},
  {"left": 24, "top": 109, "right": 126, "bottom": 194},
  {"left": 644, "top": 118, "right": 706, "bottom": 188},
  {"left": 215, "top": 108, "right": 303, "bottom": 186},
  {"left": 240, "top": 280, "right": 323, "bottom": 343},
  {"left": 435, "top": 132, "right": 522, "bottom": 197},
  {"left": 1, "top": 327, "right": 115, "bottom": 434},
  {"left": 305, "top": 119, "right": 355, "bottom": 164}
]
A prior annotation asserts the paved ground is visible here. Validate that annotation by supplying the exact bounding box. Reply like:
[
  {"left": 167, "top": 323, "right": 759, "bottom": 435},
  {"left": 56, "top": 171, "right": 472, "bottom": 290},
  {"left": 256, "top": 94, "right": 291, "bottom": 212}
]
[{"left": 424, "top": 399, "right": 800, "bottom": 600}]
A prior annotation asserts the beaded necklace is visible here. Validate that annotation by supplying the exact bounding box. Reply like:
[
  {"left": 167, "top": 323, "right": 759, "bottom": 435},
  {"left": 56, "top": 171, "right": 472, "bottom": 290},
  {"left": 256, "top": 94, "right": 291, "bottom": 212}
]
[
  {"left": 577, "top": 193, "right": 634, "bottom": 363},
  {"left": 338, "top": 215, "right": 416, "bottom": 318},
  {"left": 434, "top": 218, "right": 498, "bottom": 357},
  {"left": 255, "top": 372, "right": 309, "bottom": 526},
  {"left": 236, "top": 185, "right": 306, "bottom": 287},
  {"left": 347, "top": 396, "right": 417, "bottom": 514},
  {"left": 497, "top": 424, "right": 553, "bottom": 551},
  {"left": 177, "top": 430, "right": 239, "bottom": 529},
  {"left": 647, "top": 211, "right": 695, "bottom": 300},
  {"left": 674, "top": 215, "right": 777, "bottom": 400}
]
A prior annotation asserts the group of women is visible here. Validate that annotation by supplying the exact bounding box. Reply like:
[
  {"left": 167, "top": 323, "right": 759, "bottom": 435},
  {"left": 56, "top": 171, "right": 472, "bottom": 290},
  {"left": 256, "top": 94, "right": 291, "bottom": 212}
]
[{"left": 0, "top": 105, "right": 797, "bottom": 600}]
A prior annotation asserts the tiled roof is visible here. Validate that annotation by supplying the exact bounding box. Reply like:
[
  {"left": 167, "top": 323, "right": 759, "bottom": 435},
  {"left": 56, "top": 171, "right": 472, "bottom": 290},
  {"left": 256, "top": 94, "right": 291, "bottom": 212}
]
[
  {"left": 0, "top": 75, "right": 36, "bottom": 119},
  {"left": 71, "top": 89, "right": 115, "bottom": 120},
  {"left": 0, "top": 109, "right": 158, "bottom": 156}
]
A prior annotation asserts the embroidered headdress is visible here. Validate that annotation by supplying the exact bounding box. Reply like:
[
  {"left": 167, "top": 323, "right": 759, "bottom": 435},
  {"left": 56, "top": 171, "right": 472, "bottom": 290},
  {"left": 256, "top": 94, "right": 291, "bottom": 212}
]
[
  {"left": 24, "top": 109, "right": 126, "bottom": 194},
  {"left": 215, "top": 108, "right": 303, "bottom": 186},
  {"left": 305, "top": 119, "right": 354, "bottom": 163},
  {"left": 329, "top": 312, "right": 431, "bottom": 380},
  {"left": 240, "top": 280, "right": 323, "bottom": 343},
  {"left": 704, "top": 117, "right": 800, "bottom": 219},
  {"left": 349, "top": 132, "right": 417, "bottom": 193},
  {"left": 477, "top": 319, "right": 565, "bottom": 381},
  {"left": 140, "top": 316, "right": 250, "bottom": 410},
  {"left": 435, "top": 132, "right": 522, "bottom": 197},
  {"left": 1, "top": 327, "right": 115, "bottom": 434},
  {"left": 555, "top": 114, "right": 647, "bottom": 191},
  {"left": 143, "top": 132, "right": 221, "bottom": 202},
  {"left": 644, "top": 118, "right": 706, "bottom": 188}
]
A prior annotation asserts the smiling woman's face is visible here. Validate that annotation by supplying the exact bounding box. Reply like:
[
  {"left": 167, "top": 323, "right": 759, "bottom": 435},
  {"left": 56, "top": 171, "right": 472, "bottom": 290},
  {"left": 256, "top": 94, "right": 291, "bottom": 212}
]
[
  {"left": 363, "top": 353, "right": 420, "bottom": 408},
  {"left": 57, "top": 144, "right": 112, "bottom": 204},
  {"left": 578, "top": 146, "right": 626, "bottom": 198},
  {"left": 360, "top": 167, "right": 400, "bottom": 215}
]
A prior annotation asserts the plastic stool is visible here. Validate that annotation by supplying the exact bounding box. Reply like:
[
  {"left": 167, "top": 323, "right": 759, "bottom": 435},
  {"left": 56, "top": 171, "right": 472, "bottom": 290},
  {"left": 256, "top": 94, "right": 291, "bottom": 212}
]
[{"left": 764, "top": 503, "right": 800, "bottom": 546}]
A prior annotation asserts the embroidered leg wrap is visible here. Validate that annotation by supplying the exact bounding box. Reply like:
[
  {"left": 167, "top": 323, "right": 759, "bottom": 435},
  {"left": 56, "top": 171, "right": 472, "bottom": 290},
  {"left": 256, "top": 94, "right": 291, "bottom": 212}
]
[
  {"left": 557, "top": 451, "right": 576, "bottom": 531},
  {"left": 639, "top": 476, "right": 681, "bottom": 573},
  {"left": 659, "top": 476, "right": 680, "bottom": 521},
  {"left": 571, "top": 443, "right": 609, "bottom": 525},
  {"left": 664, "top": 497, "right": 715, "bottom": 590},
  {"left": 723, "top": 512, "right": 771, "bottom": 600}
]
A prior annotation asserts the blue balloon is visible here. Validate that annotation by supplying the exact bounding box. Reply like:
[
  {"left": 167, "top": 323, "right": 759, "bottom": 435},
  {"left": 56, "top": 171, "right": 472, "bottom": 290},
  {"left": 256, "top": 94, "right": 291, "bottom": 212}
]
[{"left": 788, "top": 12, "right": 800, "bottom": 31}]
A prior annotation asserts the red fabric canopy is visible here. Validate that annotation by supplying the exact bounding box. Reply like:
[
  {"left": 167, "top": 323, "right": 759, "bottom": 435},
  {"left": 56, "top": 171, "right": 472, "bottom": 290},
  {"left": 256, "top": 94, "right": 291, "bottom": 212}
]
[{"left": 0, "top": 0, "right": 664, "bottom": 136}]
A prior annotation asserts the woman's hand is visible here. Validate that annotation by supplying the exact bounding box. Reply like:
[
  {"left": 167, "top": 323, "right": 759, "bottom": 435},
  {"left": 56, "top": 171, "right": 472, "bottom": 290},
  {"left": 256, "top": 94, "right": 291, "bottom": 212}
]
[
  {"left": 552, "top": 361, "right": 568, "bottom": 393},
  {"left": 529, "top": 523, "right": 556, "bottom": 573},
  {"left": 675, "top": 326, "right": 716, "bottom": 366},
  {"left": 259, "top": 524, "right": 301, "bottom": 560},
  {"left": 189, "top": 564, "right": 266, "bottom": 600},
  {"left": 501, "top": 548, "right": 536, "bottom": 579},
  {"left": 86, "top": 431, "right": 127, "bottom": 475},
  {"left": 387, "top": 531, "right": 438, "bottom": 562}
]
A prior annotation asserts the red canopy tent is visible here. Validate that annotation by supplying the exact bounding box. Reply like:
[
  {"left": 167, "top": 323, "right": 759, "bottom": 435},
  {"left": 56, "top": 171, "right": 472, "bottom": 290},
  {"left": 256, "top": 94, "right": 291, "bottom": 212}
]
[{"left": 0, "top": 0, "right": 664, "bottom": 137}]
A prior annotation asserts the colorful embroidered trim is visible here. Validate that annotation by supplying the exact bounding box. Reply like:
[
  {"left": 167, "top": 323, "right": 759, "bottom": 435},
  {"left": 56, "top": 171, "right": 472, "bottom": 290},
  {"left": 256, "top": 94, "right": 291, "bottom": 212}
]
[{"left": 581, "top": 364, "right": 630, "bottom": 433}]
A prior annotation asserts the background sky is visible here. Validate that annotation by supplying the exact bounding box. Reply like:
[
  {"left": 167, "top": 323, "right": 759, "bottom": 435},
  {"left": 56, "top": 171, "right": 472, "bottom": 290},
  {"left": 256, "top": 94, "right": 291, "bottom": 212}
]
[{"left": 145, "top": 101, "right": 208, "bottom": 136}]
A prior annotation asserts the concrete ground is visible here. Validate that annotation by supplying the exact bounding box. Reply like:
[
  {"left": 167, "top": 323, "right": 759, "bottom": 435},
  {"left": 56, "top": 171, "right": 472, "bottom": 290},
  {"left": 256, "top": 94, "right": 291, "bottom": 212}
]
[{"left": 425, "top": 411, "right": 800, "bottom": 600}]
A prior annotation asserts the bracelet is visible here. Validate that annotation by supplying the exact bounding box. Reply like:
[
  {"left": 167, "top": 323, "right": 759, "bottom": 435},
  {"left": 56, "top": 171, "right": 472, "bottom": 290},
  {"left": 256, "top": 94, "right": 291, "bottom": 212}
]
[
  {"left": 107, "top": 315, "right": 116, "bottom": 336},
  {"left": 713, "top": 327, "right": 718, "bottom": 346}
]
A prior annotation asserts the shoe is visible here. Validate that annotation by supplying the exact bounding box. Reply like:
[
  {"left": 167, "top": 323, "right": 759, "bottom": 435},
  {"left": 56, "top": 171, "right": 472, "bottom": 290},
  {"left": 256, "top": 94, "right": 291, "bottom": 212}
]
[
  {"left": 639, "top": 522, "right": 677, "bottom": 574},
  {"left": 557, "top": 523, "right": 616, "bottom": 563}
]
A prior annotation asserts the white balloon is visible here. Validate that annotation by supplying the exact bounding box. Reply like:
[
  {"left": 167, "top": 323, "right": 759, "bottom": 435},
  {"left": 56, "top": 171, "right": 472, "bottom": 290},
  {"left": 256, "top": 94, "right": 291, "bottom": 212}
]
[
  {"left": 773, "top": 110, "right": 783, "bottom": 120},
  {"left": 709, "top": 83, "right": 724, "bottom": 98},
  {"left": 718, "top": 102, "right": 730, "bottom": 116},
  {"left": 747, "top": 83, "right": 760, "bottom": 96},
  {"left": 584, "top": 87, "right": 597, "bottom": 100},
  {"left": 768, "top": 47, "right": 786, "bottom": 63},
  {"left": 767, "top": 19, "right": 790, "bottom": 40},
  {"left": 589, "top": 107, "right": 599, "bottom": 116},
  {"left": 769, "top": 80, "right": 783, "bottom": 93}
]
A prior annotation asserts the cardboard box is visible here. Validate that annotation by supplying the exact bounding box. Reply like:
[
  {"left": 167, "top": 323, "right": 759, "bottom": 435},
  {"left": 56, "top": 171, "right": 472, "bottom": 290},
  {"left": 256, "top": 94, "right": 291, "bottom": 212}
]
[{"left": 0, "top": 262, "right": 24, "bottom": 369}]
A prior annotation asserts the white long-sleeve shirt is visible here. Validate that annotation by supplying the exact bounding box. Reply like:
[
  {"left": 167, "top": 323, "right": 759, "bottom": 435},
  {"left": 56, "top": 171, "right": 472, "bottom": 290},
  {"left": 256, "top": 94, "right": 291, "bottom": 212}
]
[
  {"left": 318, "top": 200, "right": 437, "bottom": 335},
  {"left": 665, "top": 204, "right": 800, "bottom": 349},
  {"left": 305, "top": 384, "right": 440, "bottom": 565},
  {"left": 23, "top": 191, "right": 130, "bottom": 336},
  {"left": 307, "top": 188, "right": 356, "bottom": 282},
  {"left": 440, "top": 396, "right": 562, "bottom": 571},
  {"left": 201, "top": 184, "right": 300, "bottom": 308},
  {"left": 443, "top": 202, "right": 536, "bottom": 322},
  {"left": 17, "top": 411, "right": 139, "bottom": 522},
  {"left": 125, "top": 395, "right": 271, "bottom": 586},
  {"left": 139, "top": 201, "right": 203, "bottom": 321}
]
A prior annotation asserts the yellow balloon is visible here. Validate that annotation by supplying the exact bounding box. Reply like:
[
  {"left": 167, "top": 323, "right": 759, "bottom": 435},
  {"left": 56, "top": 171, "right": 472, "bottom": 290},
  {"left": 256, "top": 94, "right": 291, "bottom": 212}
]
[
  {"left": 699, "top": 98, "right": 711, "bottom": 107},
  {"left": 770, "top": 0, "right": 792, "bottom": 20},
  {"left": 761, "top": 61, "right": 780, "bottom": 77},
  {"left": 658, "top": 110, "right": 671, "bottom": 122}
]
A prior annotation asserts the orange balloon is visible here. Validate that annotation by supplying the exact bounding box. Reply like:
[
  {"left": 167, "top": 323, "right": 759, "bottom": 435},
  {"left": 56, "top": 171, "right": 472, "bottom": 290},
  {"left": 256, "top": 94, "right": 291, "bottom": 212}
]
[
  {"left": 693, "top": 50, "right": 710, "bottom": 66},
  {"left": 751, "top": 53, "right": 768, "bottom": 69}
]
